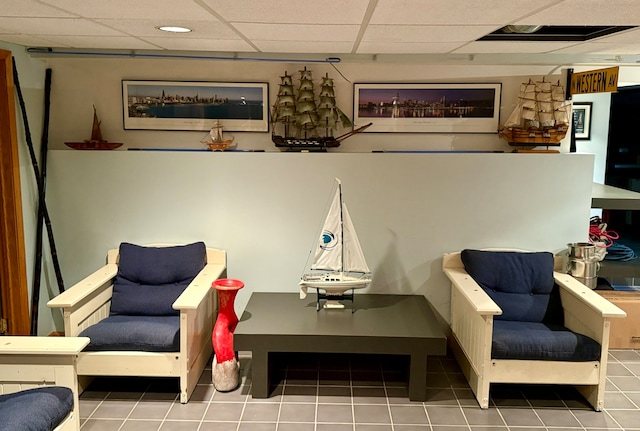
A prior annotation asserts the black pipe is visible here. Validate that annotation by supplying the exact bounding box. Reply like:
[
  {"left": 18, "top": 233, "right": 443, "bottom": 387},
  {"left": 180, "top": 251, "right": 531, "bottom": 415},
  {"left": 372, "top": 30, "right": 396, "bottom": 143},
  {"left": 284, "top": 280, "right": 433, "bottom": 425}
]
[
  {"left": 12, "top": 60, "right": 65, "bottom": 317},
  {"left": 29, "top": 68, "right": 52, "bottom": 335}
]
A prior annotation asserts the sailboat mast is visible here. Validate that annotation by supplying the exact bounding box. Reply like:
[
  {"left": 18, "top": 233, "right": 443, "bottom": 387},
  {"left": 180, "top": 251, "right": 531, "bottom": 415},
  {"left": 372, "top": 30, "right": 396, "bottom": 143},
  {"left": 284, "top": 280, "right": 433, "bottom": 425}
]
[{"left": 338, "top": 180, "right": 344, "bottom": 273}]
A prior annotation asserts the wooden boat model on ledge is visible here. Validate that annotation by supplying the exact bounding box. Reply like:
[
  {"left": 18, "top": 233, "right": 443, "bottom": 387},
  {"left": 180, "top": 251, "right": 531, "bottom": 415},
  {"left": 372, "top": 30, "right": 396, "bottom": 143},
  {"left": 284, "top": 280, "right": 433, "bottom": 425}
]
[
  {"left": 65, "top": 106, "right": 122, "bottom": 150},
  {"left": 272, "top": 67, "right": 371, "bottom": 151},
  {"left": 498, "top": 78, "right": 570, "bottom": 147},
  {"left": 201, "top": 121, "right": 235, "bottom": 151}
]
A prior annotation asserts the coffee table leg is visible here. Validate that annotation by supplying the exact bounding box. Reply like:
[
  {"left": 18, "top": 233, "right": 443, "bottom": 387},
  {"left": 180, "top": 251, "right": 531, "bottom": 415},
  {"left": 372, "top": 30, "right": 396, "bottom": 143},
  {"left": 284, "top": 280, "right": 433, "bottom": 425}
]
[
  {"left": 250, "top": 349, "right": 270, "bottom": 398},
  {"left": 408, "top": 353, "right": 428, "bottom": 401}
]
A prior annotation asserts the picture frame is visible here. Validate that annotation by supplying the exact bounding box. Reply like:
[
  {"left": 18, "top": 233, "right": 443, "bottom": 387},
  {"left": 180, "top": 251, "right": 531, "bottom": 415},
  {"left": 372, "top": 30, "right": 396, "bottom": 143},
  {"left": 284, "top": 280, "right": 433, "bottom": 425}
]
[
  {"left": 122, "top": 80, "right": 269, "bottom": 132},
  {"left": 353, "top": 83, "right": 501, "bottom": 133},
  {"left": 572, "top": 102, "right": 592, "bottom": 140}
]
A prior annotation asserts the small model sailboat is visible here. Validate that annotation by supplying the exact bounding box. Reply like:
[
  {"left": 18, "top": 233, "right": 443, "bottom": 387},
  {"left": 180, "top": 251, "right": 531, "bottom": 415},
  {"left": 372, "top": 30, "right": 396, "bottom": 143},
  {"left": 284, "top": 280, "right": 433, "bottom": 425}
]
[
  {"left": 65, "top": 106, "right": 122, "bottom": 150},
  {"left": 498, "top": 78, "right": 571, "bottom": 148},
  {"left": 300, "top": 178, "right": 372, "bottom": 309},
  {"left": 201, "top": 120, "right": 235, "bottom": 151}
]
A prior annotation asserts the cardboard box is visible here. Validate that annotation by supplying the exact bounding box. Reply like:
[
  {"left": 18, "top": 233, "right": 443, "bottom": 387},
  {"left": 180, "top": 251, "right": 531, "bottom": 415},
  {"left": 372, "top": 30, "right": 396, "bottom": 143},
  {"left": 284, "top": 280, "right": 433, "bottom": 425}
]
[{"left": 596, "top": 290, "right": 640, "bottom": 349}]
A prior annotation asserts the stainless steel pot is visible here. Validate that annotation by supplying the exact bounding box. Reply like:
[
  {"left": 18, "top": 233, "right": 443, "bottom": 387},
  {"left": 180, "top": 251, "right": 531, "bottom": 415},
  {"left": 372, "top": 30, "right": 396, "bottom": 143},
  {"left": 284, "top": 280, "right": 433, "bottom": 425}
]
[
  {"left": 568, "top": 259, "right": 600, "bottom": 278},
  {"left": 567, "top": 242, "right": 597, "bottom": 260}
]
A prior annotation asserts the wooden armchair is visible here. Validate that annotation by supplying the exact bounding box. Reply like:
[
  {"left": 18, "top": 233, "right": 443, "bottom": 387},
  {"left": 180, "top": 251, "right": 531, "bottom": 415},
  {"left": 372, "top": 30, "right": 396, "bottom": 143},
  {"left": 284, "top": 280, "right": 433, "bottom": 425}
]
[
  {"left": 47, "top": 242, "right": 226, "bottom": 403},
  {"left": 0, "top": 336, "right": 89, "bottom": 431},
  {"left": 442, "top": 249, "right": 626, "bottom": 410}
]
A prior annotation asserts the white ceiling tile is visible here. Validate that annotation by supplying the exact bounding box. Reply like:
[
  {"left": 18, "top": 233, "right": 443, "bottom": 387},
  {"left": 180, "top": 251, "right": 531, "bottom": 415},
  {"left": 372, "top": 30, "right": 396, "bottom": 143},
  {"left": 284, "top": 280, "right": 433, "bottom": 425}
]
[
  {"left": 553, "top": 41, "right": 640, "bottom": 55},
  {"left": 0, "top": 34, "right": 67, "bottom": 47},
  {"left": 515, "top": 0, "right": 640, "bottom": 25},
  {"left": 0, "top": 17, "right": 125, "bottom": 36},
  {"left": 361, "top": 25, "right": 499, "bottom": 43},
  {"left": 357, "top": 41, "right": 465, "bottom": 54},
  {"left": 253, "top": 40, "right": 355, "bottom": 53},
  {"left": 143, "top": 37, "right": 255, "bottom": 52},
  {"left": 0, "top": 0, "right": 639, "bottom": 60},
  {"left": 369, "top": 0, "right": 559, "bottom": 25},
  {"left": 453, "top": 40, "right": 577, "bottom": 54},
  {"left": 234, "top": 23, "right": 360, "bottom": 41},
  {"left": 201, "top": 0, "right": 370, "bottom": 24},
  {"left": 96, "top": 19, "right": 240, "bottom": 39},
  {"left": 39, "top": 0, "right": 214, "bottom": 20},
  {"left": 0, "top": 0, "right": 76, "bottom": 17},
  {"left": 40, "top": 36, "right": 161, "bottom": 50}
]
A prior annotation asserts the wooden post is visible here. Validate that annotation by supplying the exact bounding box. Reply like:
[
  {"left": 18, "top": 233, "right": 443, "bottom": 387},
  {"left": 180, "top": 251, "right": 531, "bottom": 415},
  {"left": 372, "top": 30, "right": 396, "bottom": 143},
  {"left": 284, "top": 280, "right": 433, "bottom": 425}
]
[{"left": 0, "top": 49, "right": 30, "bottom": 335}]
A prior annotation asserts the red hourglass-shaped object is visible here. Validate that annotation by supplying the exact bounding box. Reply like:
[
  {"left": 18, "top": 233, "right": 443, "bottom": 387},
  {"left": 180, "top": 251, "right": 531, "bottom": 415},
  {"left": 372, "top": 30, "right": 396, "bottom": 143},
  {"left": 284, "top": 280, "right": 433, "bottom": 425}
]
[{"left": 211, "top": 278, "right": 244, "bottom": 391}]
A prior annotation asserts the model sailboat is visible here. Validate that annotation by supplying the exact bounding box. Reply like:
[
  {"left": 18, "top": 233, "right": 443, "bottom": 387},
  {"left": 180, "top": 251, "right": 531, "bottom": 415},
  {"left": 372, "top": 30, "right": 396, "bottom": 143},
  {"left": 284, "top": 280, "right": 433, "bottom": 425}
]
[
  {"left": 65, "top": 106, "right": 122, "bottom": 150},
  {"left": 300, "top": 178, "right": 372, "bottom": 309},
  {"left": 201, "top": 120, "right": 235, "bottom": 151},
  {"left": 498, "top": 78, "right": 571, "bottom": 147}
]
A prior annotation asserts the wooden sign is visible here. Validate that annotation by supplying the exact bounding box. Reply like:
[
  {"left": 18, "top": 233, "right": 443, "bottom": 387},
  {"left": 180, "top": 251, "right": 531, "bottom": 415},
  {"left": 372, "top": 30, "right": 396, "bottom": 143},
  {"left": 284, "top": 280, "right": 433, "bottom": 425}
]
[{"left": 570, "top": 66, "right": 618, "bottom": 95}]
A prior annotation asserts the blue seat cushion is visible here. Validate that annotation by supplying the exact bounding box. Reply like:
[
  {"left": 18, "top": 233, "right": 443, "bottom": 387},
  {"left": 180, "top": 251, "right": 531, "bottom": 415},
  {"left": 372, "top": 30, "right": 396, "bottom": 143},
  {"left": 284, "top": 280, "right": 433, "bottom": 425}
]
[
  {"left": 461, "top": 249, "right": 559, "bottom": 322},
  {"left": 110, "top": 242, "right": 206, "bottom": 316},
  {"left": 79, "top": 315, "right": 180, "bottom": 352},
  {"left": 0, "top": 386, "right": 73, "bottom": 431},
  {"left": 492, "top": 320, "right": 601, "bottom": 361}
]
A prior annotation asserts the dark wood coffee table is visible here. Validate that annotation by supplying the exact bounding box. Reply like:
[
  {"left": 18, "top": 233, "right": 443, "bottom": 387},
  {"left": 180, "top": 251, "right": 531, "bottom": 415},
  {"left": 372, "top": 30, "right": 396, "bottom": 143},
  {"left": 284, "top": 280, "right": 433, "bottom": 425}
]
[{"left": 234, "top": 292, "right": 447, "bottom": 401}]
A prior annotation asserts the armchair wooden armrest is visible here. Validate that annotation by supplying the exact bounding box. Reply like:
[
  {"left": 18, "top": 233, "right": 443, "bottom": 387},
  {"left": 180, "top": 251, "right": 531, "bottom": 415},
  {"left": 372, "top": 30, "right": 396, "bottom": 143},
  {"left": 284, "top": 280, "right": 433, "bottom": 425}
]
[
  {"left": 47, "top": 264, "right": 118, "bottom": 336},
  {"left": 443, "top": 267, "right": 502, "bottom": 316},
  {"left": 554, "top": 272, "right": 627, "bottom": 344},
  {"left": 173, "top": 262, "right": 226, "bottom": 311},
  {"left": 47, "top": 264, "right": 117, "bottom": 309}
]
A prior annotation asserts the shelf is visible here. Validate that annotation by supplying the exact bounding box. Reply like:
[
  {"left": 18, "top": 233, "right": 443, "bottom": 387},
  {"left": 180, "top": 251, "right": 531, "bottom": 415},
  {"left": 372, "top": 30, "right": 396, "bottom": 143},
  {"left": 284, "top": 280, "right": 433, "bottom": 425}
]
[
  {"left": 599, "top": 259, "right": 640, "bottom": 279},
  {"left": 591, "top": 183, "right": 640, "bottom": 210}
]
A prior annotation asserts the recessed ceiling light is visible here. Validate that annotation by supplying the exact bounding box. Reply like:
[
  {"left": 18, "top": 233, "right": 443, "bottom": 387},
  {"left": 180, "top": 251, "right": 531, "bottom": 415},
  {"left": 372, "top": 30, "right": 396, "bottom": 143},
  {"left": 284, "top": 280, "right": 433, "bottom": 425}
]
[{"left": 156, "top": 26, "right": 192, "bottom": 33}]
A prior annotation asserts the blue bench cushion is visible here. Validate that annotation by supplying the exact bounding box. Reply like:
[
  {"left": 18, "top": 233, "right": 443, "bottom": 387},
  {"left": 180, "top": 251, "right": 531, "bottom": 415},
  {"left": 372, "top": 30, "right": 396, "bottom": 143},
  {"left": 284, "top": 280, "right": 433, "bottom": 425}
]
[
  {"left": 461, "top": 249, "right": 560, "bottom": 322},
  {"left": 0, "top": 386, "right": 73, "bottom": 431},
  {"left": 110, "top": 242, "right": 206, "bottom": 316},
  {"left": 79, "top": 315, "right": 180, "bottom": 351},
  {"left": 492, "top": 320, "right": 601, "bottom": 361}
]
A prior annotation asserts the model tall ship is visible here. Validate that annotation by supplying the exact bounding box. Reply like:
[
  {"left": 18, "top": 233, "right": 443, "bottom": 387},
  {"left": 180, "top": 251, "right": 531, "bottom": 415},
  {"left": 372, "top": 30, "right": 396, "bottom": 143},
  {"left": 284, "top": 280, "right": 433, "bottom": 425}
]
[
  {"left": 499, "top": 78, "right": 571, "bottom": 147},
  {"left": 300, "top": 178, "right": 372, "bottom": 310},
  {"left": 272, "top": 67, "right": 371, "bottom": 151}
]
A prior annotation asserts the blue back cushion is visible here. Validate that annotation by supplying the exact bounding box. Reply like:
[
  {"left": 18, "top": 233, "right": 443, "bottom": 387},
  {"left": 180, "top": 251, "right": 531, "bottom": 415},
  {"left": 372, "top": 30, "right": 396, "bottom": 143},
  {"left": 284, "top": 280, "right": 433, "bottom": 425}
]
[
  {"left": 110, "top": 242, "right": 206, "bottom": 316},
  {"left": 461, "top": 249, "right": 559, "bottom": 323}
]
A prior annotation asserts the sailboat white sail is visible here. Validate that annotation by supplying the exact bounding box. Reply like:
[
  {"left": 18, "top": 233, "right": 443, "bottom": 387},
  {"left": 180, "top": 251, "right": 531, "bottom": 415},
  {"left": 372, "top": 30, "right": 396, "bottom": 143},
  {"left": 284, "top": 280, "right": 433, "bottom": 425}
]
[{"left": 300, "top": 179, "right": 372, "bottom": 305}]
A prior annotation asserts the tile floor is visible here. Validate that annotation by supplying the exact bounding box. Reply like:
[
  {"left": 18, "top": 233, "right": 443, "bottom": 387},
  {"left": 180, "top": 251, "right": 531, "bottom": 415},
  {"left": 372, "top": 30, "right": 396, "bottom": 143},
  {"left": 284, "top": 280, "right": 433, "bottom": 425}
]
[{"left": 78, "top": 349, "right": 640, "bottom": 431}]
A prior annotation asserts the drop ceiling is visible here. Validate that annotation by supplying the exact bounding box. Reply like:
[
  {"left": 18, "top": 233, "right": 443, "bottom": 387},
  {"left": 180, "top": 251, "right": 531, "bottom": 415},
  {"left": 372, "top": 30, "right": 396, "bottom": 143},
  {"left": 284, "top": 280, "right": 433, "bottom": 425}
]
[{"left": 1, "top": 0, "right": 640, "bottom": 65}]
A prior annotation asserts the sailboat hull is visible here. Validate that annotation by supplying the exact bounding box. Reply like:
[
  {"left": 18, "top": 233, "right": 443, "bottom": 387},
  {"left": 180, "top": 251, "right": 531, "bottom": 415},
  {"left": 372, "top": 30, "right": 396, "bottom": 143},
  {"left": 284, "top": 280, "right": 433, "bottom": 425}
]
[
  {"left": 499, "top": 124, "right": 568, "bottom": 146},
  {"left": 272, "top": 134, "right": 340, "bottom": 151},
  {"left": 299, "top": 273, "right": 372, "bottom": 299}
]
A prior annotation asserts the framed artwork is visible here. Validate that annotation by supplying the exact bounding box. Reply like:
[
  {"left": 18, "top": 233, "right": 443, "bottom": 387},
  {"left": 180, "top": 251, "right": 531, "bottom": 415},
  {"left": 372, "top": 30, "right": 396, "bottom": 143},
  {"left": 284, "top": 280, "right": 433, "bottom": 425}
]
[
  {"left": 572, "top": 102, "right": 592, "bottom": 140},
  {"left": 122, "top": 80, "right": 269, "bottom": 132},
  {"left": 353, "top": 83, "right": 501, "bottom": 133}
]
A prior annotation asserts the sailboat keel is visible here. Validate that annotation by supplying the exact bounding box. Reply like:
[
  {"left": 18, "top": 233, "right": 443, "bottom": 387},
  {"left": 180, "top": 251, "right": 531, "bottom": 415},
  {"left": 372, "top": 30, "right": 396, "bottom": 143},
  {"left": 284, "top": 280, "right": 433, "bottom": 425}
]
[{"left": 316, "top": 289, "right": 355, "bottom": 312}]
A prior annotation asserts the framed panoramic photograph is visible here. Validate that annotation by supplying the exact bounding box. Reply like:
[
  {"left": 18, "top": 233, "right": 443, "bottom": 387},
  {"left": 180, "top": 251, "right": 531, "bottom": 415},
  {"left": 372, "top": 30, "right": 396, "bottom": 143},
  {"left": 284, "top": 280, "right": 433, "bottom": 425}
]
[
  {"left": 122, "top": 80, "right": 269, "bottom": 132},
  {"left": 353, "top": 83, "right": 502, "bottom": 133},
  {"left": 572, "top": 102, "right": 592, "bottom": 140}
]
